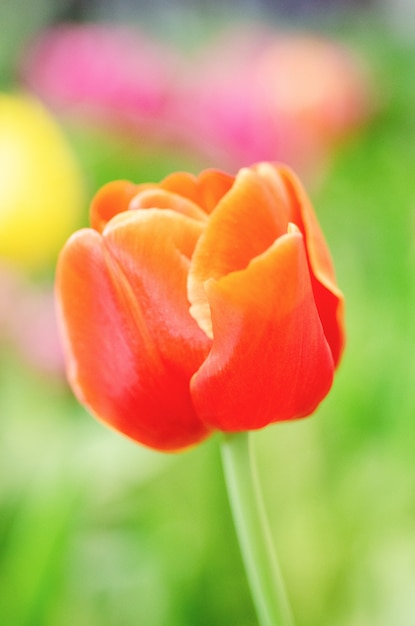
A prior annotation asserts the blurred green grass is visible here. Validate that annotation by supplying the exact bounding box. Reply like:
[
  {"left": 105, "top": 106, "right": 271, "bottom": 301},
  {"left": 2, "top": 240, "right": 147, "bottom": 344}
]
[{"left": 1, "top": 20, "right": 415, "bottom": 626}]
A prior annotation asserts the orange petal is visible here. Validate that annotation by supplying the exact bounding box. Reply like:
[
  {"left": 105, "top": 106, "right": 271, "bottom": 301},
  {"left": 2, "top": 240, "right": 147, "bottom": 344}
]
[
  {"left": 56, "top": 210, "right": 211, "bottom": 451},
  {"left": 188, "top": 167, "right": 291, "bottom": 337},
  {"left": 90, "top": 180, "right": 155, "bottom": 232},
  {"left": 191, "top": 230, "right": 334, "bottom": 431},
  {"left": 161, "top": 169, "right": 234, "bottom": 214},
  {"left": 276, "top": 164, "right": 345, "bottom": 365},
  {"left": 90, "top": 180, "right": 138, "bottom": 232}
]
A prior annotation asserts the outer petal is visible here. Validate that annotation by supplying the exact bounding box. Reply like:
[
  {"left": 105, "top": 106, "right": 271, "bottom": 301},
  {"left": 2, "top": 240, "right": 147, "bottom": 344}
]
[
  {"left": 188, "top": 167, "right": 291, "bottom": 337},
  {"left": 256, "top": 163, "right": 345, "bottom": 365},
  {"left": 56, "top": 210, "right": 211, "bottom": 451},
  {"left": 191, "top": 230, "right": 334, "bottom": 431}
]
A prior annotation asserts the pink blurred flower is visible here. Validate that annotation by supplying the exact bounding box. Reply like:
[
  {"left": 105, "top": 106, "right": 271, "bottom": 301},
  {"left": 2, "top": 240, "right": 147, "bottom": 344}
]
[
  {"left": 0, "top": 265, "right": 64, "bottom": 377},
  {"left": 0, "top": 265, "right": 21, "bottom": 334},
  {"left": 20, "top": 23, "right": 182, "bottom": 138},
  {"left": 171, "top": 26, "right": 374, "bottom": 176},
  {"left": 12, "top": 286, "right": 65, "bottom": 377}
]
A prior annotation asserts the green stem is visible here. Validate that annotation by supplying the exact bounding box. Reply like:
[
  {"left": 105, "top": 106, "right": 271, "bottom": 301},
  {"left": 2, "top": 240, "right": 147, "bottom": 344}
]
[{"left": 221, "top": 431, "right": 294, "bottom": 626}]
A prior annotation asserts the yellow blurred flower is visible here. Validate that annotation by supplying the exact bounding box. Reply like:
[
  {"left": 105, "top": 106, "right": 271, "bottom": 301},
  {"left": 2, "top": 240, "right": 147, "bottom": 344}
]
[{"left": 0, "top": 93, "right": 84, "bottom": 270}]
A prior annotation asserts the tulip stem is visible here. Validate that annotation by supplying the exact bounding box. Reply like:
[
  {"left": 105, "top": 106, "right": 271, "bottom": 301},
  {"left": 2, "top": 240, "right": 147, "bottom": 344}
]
[{"left": 221, "top": 431, "right": 294, "bottom": 626}]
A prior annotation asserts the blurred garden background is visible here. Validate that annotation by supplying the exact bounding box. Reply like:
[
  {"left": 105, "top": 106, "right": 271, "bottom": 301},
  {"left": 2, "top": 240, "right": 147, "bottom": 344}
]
[{"left": 1, "top": 0, "right": 415, "bottom": 624}]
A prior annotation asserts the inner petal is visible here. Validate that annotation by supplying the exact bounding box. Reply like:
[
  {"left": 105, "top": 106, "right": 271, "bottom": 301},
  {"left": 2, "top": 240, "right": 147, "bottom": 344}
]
[
  {"left": 129, "top": 188, "right": 208, "bottom": 222},
  {"left": 161, "top": 169, "right": 234, "bottom": 214},
  {"left": 188, "top": 166, "right": 291, "bottom": 336},
  {"left": 90, "top": 180, "right": 153, "bottom": 232}
]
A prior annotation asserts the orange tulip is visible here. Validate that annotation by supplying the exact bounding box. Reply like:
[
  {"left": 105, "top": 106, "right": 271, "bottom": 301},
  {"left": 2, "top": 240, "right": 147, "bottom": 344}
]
[{"left": 56, "top": 163, "right": 345, "bottom": 451}]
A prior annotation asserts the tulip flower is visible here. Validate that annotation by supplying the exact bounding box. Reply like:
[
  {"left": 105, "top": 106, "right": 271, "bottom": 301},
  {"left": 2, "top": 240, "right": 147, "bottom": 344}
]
[
  {"left": 56, "top": 162, "right": 345, "bottom": 626},
  {"left": 56, "top": 162, "right": 344, "bottom": 452}
]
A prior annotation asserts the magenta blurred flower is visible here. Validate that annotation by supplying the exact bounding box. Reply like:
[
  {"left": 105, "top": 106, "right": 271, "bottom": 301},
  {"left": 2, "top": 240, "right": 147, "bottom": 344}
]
[{"left": 21, "top": 24, "right": 181, "bottom": 135}]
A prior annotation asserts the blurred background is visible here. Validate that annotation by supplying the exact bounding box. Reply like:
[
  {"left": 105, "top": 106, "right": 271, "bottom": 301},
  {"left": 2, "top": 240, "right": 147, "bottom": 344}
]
[{"left": 1, "top": 0, "right": 415, "bottom": 624}]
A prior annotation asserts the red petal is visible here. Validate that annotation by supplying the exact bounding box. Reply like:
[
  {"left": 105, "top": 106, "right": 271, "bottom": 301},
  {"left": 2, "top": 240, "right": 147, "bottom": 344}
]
[
  {"left": 191, "top": 231, "right": 334, "bottom": 431},
  {"left": 56, "top": 210, "right": 211, "bottom": 451}
]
